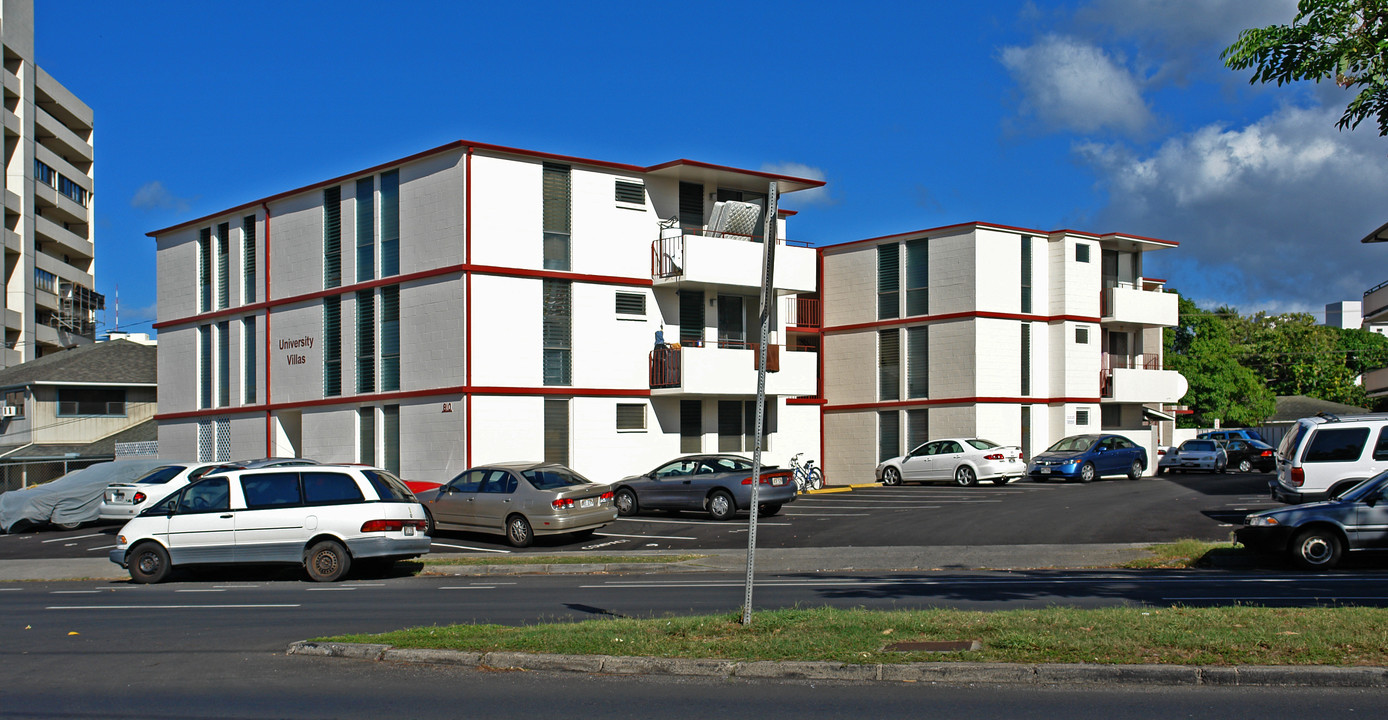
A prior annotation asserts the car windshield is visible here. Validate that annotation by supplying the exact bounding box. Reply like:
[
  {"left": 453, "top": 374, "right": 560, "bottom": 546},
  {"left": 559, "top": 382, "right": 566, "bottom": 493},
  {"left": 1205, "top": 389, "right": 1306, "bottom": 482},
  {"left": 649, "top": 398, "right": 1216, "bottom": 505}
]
[
  {"left": 522, "top": 467, "right": 592, "bottom": 490},
  {"left": 1181, "top": 441, "right": 1216, "bottom": 452},
  {"left": 1046, "top": 436, "right": 1095, "bottom": 453},
  {"left": 967, "top": 439, "right": 1000, "bottom": 450},
  {"left": 134, "top": 465, "right": 187, "bottom": 485},
  {"left": 361, "top": 470, "right": 415, "bottom": 502},
  {"left": 1337, "top": 471, "right": 1388, "bottom": 502}
]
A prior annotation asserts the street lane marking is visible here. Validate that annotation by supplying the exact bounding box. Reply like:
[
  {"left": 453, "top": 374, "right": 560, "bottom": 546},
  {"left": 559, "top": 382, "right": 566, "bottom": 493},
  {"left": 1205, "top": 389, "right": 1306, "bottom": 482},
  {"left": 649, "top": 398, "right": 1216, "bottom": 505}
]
[
  {"left": 47, "top": 604, "right": 301, "bottom": 610},
  {"left": 175, "top": 589, "right": 226, "bottom": 593},
  {"left": 306, "top": 587, "right": 356, "bottom": 591},
  {"left": 430, "top": 542, "right": 511, "bottom": 553},
  {"left": 614, "top": 518, "right": 699, "bottom": 525},
  {"left": 50, "top": 590, "right": 99, "bottom": 594},
  {"left": 87, "top": 544, "right": 116, "bottom": 551},
  {"left": 440, "top": 586, "right": 496, "bottom": 590},
  {"left": 781, "top": 512, "right": 870, "bottom": 516},
  {"left": 597, "top": 532, "right": 696, "bottom": 540},
  {"left": 42, "top": 533, "right": 103, "bottom": 543},
  {"left": 788, "top": 504, "right": 943, "bottom": 509}
]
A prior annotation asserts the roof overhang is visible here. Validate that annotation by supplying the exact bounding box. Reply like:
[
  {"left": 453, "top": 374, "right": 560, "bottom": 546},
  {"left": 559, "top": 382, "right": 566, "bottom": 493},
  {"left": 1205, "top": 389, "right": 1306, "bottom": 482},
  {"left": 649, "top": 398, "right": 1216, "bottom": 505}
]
[
  {"left": 643, "top": 160, "right": 825, "bottom": 195},
  {"left": 1143, "top": 407, "right": 1176, "bottom": 422},
  {"left": 1361, "top": 220, "right": 1388, "bottom": 243}
]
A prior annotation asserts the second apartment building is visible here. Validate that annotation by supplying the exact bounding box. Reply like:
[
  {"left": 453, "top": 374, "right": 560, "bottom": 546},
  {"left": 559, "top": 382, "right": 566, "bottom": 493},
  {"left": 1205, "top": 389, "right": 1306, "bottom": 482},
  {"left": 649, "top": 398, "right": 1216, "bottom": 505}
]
[
  {"left": 150, "top": 141, "right": 824, "bottom": 485},
  {"left": 818, "top": 223, "right": 1187, "bottom": 479}
]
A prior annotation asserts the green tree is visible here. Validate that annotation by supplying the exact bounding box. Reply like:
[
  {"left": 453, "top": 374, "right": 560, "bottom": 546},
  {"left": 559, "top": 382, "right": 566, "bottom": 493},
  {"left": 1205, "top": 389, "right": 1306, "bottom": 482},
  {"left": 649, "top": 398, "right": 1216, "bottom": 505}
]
[
  {"left": 1223, "top": 1, "right": 1388, "bottom": 135},
  {"left": 1165, "top": 298, "right": 1277, "bottom": 427}
]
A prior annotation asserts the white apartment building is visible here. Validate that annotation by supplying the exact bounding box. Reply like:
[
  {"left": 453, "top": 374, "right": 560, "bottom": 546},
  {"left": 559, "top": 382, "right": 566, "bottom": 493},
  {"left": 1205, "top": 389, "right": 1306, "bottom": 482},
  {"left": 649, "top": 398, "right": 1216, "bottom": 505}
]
[
  {"left": 150, "top": 140, "right": 824, "bottom": 485},
  {"left": 817, "top": 223, "right": 1187, "bottom": 480},
  {"left": 0, "top": 0, "right": 100, "bottom": 365}
]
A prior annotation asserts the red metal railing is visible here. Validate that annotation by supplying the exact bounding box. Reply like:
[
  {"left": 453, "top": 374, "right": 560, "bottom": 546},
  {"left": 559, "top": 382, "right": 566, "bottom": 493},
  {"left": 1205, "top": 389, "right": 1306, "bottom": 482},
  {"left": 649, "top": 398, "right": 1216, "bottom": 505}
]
[
  {"left": 795, "top": 295, "right": 821, "bottom": 328},
  {"left": 649, "top": 347, "right": 681, "bottom": 388}
]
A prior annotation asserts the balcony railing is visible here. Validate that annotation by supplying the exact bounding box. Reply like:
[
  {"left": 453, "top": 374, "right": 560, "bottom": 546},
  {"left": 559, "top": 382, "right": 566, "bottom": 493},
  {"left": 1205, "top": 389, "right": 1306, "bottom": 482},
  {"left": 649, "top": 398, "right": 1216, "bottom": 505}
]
[
  {"left": 1101, "top": 353, "right": 1162, "bottom": 399},
  {"left": 784, "top": 295, "right": 821, "bottom": 328},
  {"left": 650, "top": 343, "right": 801, "bottom": 389}
]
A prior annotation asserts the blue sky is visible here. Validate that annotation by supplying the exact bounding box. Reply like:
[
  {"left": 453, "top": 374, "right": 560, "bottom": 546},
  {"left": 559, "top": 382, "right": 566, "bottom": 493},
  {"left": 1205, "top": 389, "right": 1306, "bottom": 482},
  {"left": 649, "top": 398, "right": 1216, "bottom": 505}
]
[{"left": 35, "top": 0, "right": 1388, "bottom": 333}]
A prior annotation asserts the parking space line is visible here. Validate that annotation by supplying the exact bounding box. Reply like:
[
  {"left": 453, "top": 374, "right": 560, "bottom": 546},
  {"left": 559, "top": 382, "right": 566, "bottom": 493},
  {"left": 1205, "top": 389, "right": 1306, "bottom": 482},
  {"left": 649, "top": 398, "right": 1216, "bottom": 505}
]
[
  {"left": 614, "top": 518, "right": 700, "bottom": 525},
  {"left": 790, "top": 504, "right": 942, "bottom": 509},
  {"left": 87, "top": 544, "right": 115, "bottom": 551},
  {"left": 596, "top": 532, "right": 695, "bottom": 540},
  {"left": 50, "top": 590, "right": 99, "bottom": 594},
  {"left": 305, "top": 587, "right": 356, "bottom": 592},
  {"left": 47, "top": 604, "right": 300, "bottom": 610},
  {"left": 176, "top": 589, "right": 226, "bottom": 593},
  {"left": 781, "top": 512, "right": 870, "bottom": 516},
  {"left": 440, "top": 586, "right": 495, "bottom": 590},
  {"left": 42, "top": 533, "right": 103, "bottom": 543},
  {"left": 430, "top": 542, "right": 511, "bottom": 553}
]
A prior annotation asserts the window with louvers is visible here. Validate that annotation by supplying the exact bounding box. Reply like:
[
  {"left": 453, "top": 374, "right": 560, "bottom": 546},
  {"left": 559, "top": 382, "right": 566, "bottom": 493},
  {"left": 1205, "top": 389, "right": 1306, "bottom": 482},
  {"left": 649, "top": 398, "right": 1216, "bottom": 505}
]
[
  {"left": 359, "top": 408, "right": 375, "bottom": 465},
  {"left": 244, "top": 316, "right": 256, "bottom": 404},
  {"left": 543, "top": 280, "right": 571, "bottom": 385},
  {"left": 1021, "top": 235, "right": 1032, "bottom": 314},
  {"left": 217, "top": 321, "right": 230, "bottom": 407},
  {"left": 908, "top": 409, "right": 928, "bottom": 452},
  {"left": 199, "top": 228, "right": 212, "bottom": 312},
  {"left": 680, "top": 400, "right": 701, "bottom": 453},
  {"left": 216, "top": 222, "right": 229, "bottom": 310},
  {"left": 615, "top": 292, "right": 645, "bottom": 316},
  {"left": 679, "top": 182, "right": 703, "bottom": 230},
  {"left": 543, "top": 163, "right": 571, "bottom": 271},
  {"left": 243, "top": 215, "right": 257, "bottom": 303},
  {"left": 879, "top": 411, "right": 899, "bottom": 462},
  {"left": 323, "top": 296, "right": 342, "bottom": 396},
  {"left": 679, "top": 290, "right": 704, "bottom": 346},
  {"left": 1020, "top": 323, "right": 1031, "bottom": 396},
  {"left": 324, "top": 187, "right": 342, "bottom": 288},
  {"left": 718, "top": 401, "right": 742, "bottom": 452},
  {"left": 905, "top": 238, "right": 927, "bottom": 317},
  {"left": 383, "top": 405, "right": 400, "bottom": 474},
  {"left": 877, "top": 244, "right": 899, "bottom": 320},
  {"left": 357, "top": 290, "right": 375, "bottom": 394},
  {"left": 199, "top": 325, "right": 212, "bottom": 409},
  {"left": 381, "top": 170, "right": 399, "bottom": 277},
  {"left": 879, "top": 329, "right": 900, "bottom": 401},
  {"left": 616, "top": 403, "right": 646, "bottom": 431},
  {"left": 544, "top": 398, "right": 569, "bottom": 465},
  {"left": 615, "top": 180, "right": 645, "bottom": 205},
  {"left": 381, "top": 286, "right": 400, "bottom": 391},
  {"left": 356, "top": 177, "right": 374, "bottom": 283},
  {"left": 906, "top": 326, "right": 927, "bottom": 398}
]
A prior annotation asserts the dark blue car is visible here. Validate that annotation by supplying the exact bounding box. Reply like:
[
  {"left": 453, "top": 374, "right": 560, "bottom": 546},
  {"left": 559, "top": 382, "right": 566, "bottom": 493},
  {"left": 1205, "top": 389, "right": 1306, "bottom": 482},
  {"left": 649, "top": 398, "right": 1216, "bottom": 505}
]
[{"left": 1027, "top": 434, "right": 1147, "bottom": 483}]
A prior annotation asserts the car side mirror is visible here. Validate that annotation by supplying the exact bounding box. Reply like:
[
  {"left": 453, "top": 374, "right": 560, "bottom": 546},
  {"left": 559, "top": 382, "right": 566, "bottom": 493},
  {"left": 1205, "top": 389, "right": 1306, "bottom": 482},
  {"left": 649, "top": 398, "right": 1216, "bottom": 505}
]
[{"left": 1368, "top": 496, "right": 1379, "bottom": 508}]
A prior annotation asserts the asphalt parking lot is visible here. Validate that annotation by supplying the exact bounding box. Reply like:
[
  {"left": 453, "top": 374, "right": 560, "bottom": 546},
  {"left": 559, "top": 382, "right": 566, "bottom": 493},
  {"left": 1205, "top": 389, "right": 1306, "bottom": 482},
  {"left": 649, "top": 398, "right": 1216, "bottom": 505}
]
[{"left": 0, "top": 470, "right": 1281, "bottom": 559}]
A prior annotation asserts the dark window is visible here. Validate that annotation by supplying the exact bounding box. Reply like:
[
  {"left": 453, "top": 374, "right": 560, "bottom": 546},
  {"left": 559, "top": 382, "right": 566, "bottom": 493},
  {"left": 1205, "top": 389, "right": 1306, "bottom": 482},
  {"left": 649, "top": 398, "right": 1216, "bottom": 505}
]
[
  {"left": 615, "top": 292, "right": 645, "bottom": 316},
  {"left": 199, "top": 325, "right": 212, "bottom": 410},
  {"left": 4, "top": 389, "right": 23, "bottom": 418},
  {"left": 718, "top": 400, "right": 742, "bottom": 452},
  {"left": 216, "top": 222, "right": 229, "bottom": 310},
  {"left": 383, "top": 405, "right": 400, "bottom": 475},
  {"left": 57, "top": 387, "right": 125, "bottom": 416},
  {"left": 1076, "top": 409, "right": 1090, "bottom": 426},
  {"left": 134, "top": 466, "right": 186, "bottom": 485},
  {"left": 615, "top": 180, "right": 645, "bottom": 204},
  {"left": 1076, "top": 243, "right": 1090, "bottom": 263},
  {"left": 243, "top": 215, "right": 257, "bottom": 302},
  {"left": 1020, "top": 323, "right": 1031, "bottom": 396},
  {"left": 359, "top": 408, "right": 375, "bottom": 465},
  {"left": 244, "top": 316, "right": 257, "bottom": 404},
  {"left": 447, "top": 470, "right": 485, "bottom": 493},
  {"left": 303, "top": 471, "right": 366, "bottom": 505},
  {"left": 356, "top": 177, "right": 375, "bottom": 282},
  {"left": 199, "top": 227, "right": 212, "bottom": 312},
  {"left": 479, "top": 471, "right": 519, "bottom": 494},
  {"left": 879, "top": 329, "right": 900, "bottom": 401},
  {"left": 544, "top": 398, "right": 569, "bottom": 465},
  {"left": 907, "top": 326, "right": 928, "bottom": 399},
  {"left": 1020, "top": 235, "right": 1032, "bottom": 313},
  {"left": 217, "top": 321, "right": 230, "bottom": 407},
  {"left": 905, "top": 238, "right": 928, "bottom": 316},
  {"left": 357, "top": 290, "right": 376, "bottom": 393},
  {"left": 680, "top": 399, "right": 701, "bottom": 453},
  {"left": 1076, "top": 327, "right": 1089, "bottom": 344},
  {"left": 522, "top": 467, "right": 592, "bottom": 490},
  {"left": 879, "top": 411, "right": 899, "bottom": 462},
  {"left": 362, "top": 469, "right": 413, "bottom": 502},
  {"left": 1101, "top": 405, "right": 1122, "bottom": 428},
  {"left": 616, "top": 403, "right": 646, "bottom": 430},
  {"left": 381, "top": 286, "right": 400, "bottom": 392},
  {"left": 1375, "top": 426, "right": 1388, "bottom": 461},
  {"left": 877, "top": 244, "right": 899, "bottom": 320},
  {"left": 242, "top": 472, "right": 304, "bottom": 509},
  {"left": 679, "top": 290, "right": 704, "bottom": 346},
  {"left": 1021, "top": 406, "right": 1031, "bottom": 459},
  {"left": 742, "top": 399, "right": 772, "bottom": 452},
  {"left": 542, "top": 163, "right": 571, "bottom": 271},
  {"left": 324, "top": 186, "right": 342, "bottom": 288},
  {"left": 323, "top": 296, "right": 342, "bottom": 396},
  {"left": 381, "top": 170, "right": 400, "bottom": 277},
  {"left": 678, "top": 181, "right": 704, "bottom": 230},
  {"left": 543, "top": 280, "right": 572, "bottom": 385},
  {"left": 1303, "top": 427, "right": 1371, "bottom": 463},
  {"left": 907, "top": 409, "right": 928, "bottom": 452}
]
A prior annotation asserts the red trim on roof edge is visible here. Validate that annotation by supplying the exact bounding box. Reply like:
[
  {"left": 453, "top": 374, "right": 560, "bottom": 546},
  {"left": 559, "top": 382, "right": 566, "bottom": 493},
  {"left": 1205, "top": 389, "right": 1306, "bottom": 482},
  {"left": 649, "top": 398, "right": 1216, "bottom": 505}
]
[{"left": 821, "top": 221, "right": 1178, "bottom": 253}]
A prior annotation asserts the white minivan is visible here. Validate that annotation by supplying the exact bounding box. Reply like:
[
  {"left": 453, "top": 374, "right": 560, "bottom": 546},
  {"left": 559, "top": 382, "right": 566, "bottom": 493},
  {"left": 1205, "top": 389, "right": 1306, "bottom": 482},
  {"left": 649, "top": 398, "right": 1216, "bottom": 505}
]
[
  {"left": 110, "top": 465, "right": 431, "bottom": 583},
  {"left": 1273, "top": 413, "right": 1388, "bottom": 503}
]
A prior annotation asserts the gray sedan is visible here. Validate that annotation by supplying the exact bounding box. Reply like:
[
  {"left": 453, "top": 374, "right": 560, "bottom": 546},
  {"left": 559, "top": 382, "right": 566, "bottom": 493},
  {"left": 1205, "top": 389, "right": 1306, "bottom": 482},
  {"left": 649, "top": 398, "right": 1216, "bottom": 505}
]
[
  {"left": 613, "top": 454, "right": 797, "bottom": 521},
  {"left": 415, "top": 462, "right": 615, "bottom": 547}
]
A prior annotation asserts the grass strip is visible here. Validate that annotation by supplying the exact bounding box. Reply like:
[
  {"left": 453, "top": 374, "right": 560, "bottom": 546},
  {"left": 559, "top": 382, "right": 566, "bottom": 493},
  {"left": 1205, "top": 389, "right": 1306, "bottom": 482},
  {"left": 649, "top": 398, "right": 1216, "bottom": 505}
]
[
  {"left": 420, "top": 554, "right": 705, "bottom": 566},
  {"left": 322, "top": 605, "right": 1388, "bottom": 666},
  {"left": 1122, "top": 539, "right": 1240, "bottom": 569}
]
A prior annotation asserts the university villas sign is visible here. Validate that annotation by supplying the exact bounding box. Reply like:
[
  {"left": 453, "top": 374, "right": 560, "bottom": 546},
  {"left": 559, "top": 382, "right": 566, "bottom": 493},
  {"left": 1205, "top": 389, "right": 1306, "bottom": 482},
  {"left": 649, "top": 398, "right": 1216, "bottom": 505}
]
[{"left": 279, "top": 336, "right": 314, "bottom": 366}]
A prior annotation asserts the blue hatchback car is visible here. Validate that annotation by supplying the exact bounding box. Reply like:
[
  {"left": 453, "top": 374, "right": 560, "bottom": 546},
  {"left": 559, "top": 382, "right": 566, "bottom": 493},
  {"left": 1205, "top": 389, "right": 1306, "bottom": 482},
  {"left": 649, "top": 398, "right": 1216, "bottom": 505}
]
[{"left": 1028, "top": 434, "right": 1148, "bottom": 483}]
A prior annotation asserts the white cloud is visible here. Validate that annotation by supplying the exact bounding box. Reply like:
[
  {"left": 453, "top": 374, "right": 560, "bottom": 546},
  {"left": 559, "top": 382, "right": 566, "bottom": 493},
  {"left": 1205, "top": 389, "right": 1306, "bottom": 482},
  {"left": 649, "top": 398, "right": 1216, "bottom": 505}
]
[
  {"left": 999, "top": 34, "right": 1153, "bottom": 135},
  {"left": 1077, "top": 104, "right": 1388, "bottom": 312},
  {"left": 760, "top": 162, "right": 834, "bottom": 206},
  {"left": 130, "top": 180, "right": 192, "bottom": 213}
]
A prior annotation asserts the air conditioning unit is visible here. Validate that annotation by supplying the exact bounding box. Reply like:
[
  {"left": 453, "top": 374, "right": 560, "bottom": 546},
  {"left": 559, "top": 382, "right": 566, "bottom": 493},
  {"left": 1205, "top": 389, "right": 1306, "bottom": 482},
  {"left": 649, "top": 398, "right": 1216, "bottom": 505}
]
[{"left": 1, "top": 406, "right": 16, "bottom": 417}]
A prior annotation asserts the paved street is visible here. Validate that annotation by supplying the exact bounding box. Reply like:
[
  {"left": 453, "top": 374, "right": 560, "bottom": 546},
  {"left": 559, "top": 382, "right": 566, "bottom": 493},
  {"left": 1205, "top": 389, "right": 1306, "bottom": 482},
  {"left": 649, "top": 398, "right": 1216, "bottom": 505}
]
[{"left": 0, "top": 471, "right": 1280, "bottom": 560}]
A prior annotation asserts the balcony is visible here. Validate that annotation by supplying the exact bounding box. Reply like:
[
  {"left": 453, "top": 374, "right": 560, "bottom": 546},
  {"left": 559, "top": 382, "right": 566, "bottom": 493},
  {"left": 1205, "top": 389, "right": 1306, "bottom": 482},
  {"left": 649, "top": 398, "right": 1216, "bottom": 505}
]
[
  {"left": 1365, "top": 367, "right": 1388, "bottom": 398},
  {"left": 648, "top": 344, "right": 816, "bottom": 396},
  {"left": 652, "top": 226, "right": 815, "bottom": 294},
  {"left": 782, "top": 294, "right": 821, "bottom": 329},
  {"left": 1365, "top": 280, "right": 1388, "bottom": 324},
  {"left": 1100, "top": 281, "right": 1178, "bottom": 328},
  {"left": 1101, "top": 354, "right": 1187, "bottom": 403}
]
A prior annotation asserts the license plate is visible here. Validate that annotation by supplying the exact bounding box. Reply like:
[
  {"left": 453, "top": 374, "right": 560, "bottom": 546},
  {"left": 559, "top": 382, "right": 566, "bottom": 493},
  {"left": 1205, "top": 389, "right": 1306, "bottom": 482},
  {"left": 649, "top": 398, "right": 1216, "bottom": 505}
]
[
  {"left": 771, "top": 477, "right": 785, "bottom": 486},
  {"left": 1040, "top": 468, "right": 1051, "bottom": 474},
  {"left": 404, "top": 526, "right": 415, "bottom": 536},
  {"left": 580, "top": 498, "right": 595, "bottom": 508}
]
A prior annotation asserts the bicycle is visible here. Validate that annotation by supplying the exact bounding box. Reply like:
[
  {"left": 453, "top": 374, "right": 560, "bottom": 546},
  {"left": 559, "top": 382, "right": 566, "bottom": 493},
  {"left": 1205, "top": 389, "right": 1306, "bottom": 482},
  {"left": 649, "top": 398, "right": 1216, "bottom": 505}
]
[{"left": 789, "top": 453, "right": 824, "bottom": 494}]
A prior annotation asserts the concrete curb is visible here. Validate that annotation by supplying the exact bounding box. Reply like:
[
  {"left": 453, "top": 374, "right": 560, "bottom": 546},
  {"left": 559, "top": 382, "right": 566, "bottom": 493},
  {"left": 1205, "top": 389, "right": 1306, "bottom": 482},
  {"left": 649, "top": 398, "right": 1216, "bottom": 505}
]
[{"left": 285, "top": 641, "right": 1388, "bottom": 687}]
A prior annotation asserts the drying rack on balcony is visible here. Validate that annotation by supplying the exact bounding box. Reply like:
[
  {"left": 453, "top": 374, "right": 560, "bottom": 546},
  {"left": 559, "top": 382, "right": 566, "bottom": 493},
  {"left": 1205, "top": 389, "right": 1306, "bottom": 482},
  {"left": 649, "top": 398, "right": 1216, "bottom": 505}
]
[{"left": 652, "top": 202, "right": 765, "bottom": 279}]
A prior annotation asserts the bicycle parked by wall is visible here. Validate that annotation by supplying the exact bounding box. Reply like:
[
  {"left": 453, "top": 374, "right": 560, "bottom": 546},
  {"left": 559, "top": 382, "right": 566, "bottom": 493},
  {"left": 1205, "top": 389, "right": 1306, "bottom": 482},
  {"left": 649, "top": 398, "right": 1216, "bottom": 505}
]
[{"left": 790, "top": 453, "right": 824, "bottom": 494}]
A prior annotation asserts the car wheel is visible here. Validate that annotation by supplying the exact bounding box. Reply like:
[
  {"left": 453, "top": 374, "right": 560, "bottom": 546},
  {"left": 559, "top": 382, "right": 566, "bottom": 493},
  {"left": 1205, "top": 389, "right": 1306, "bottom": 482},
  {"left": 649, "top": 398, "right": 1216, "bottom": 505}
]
[
  {"left": 422, "top": 507, "right": 436, "bottom": 536},
  {"left": 708, "top": 491, "right": 736, "bottom": 521},
  {"left": 809, "top": 468, "right": 824, "bottom": 491},
  {"left": 305, "top": 540, "right": 351, "bottom": 582},
  {"left": 505, "top": 514, "right": 534, "bottom": 548},
  {"left": 615, "top": 488, "right": 639, "bottom": 517},
  {"left": 1216, "top": 460, "right": 1227, "bottom": 474},
  {"left": 760, "top": 503, "right": 782, "bottom": 516},
  {"left": 52, "top": 520, "right": 82, "bottom": 531},
  {"left": 1290, "top": 527, "right": 1342, "bottom": 570},
  {"left": 1238, "top": 459, "right": 1252, "bottom": 473},
  {"left": 128, "top": 542, "right": 171, "bottom": 584},
  {"left": 955, "top": 466, "right": 978, "bottom": 487},
  {"left": 1078, "top": 462, "right": 1095, "bottom": 483},
  {"left": 1127, "top": 460, "right": 1143, "bottom": 481},
  {"left": 882, "top": 467, "right": 902, "bottom": 486}
]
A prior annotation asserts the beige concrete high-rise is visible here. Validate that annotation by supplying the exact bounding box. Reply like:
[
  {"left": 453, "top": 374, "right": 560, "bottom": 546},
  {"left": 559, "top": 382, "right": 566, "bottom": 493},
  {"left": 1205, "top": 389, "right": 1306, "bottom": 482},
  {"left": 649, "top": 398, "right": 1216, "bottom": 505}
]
[{"left": 0, "top": 0, "right": 99, "bottom": 367}]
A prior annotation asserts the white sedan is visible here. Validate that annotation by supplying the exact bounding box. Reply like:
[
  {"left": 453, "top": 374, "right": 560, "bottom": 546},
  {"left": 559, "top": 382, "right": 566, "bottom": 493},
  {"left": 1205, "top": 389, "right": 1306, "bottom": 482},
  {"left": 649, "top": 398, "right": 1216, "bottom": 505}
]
[
  {"left": 98, "top": 462, "right": 221, "bottom": 522},
  {"left": 876, "top": 438, "right": 1026, "bottom": 487}
]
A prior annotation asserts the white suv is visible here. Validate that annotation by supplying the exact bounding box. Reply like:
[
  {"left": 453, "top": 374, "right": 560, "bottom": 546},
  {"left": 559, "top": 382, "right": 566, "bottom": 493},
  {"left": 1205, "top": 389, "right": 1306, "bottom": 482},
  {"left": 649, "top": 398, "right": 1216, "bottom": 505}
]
[
  {"left": 1273, "top": 413, "right": 1388, "bottom": 503},
  {"left": 110, "top": 465, "right": 431, "bottom": 583}
]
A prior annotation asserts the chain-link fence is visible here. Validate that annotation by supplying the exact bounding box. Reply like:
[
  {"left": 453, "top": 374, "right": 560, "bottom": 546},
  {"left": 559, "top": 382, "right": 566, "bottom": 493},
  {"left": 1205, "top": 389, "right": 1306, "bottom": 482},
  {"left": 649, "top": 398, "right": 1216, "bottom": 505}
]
[{"left": 0, "top": 459, "right": 107, "bottom": 494}]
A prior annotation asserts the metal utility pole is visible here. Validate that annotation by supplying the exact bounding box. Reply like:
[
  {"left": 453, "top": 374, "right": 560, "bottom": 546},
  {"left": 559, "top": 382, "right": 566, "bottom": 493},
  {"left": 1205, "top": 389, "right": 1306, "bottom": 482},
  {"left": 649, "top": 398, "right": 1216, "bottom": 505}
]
[{"left": 742, "top": 182, "right": 778, "bottom": 626}]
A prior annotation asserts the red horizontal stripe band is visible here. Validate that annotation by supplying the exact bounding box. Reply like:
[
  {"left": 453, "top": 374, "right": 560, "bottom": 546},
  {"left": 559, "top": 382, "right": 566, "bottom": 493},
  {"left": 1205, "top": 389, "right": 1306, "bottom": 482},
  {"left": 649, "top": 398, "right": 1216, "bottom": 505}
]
[
  {"left": 824, "top": 312, "right": 1101, "bottom": 334},
  {"left": 824, "top": 396, "right": 1101, "bottom": 413}
]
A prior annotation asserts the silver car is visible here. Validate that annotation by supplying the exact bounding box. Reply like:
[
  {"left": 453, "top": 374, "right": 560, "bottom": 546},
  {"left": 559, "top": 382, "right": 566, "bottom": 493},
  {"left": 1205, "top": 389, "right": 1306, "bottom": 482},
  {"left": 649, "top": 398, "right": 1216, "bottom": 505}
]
[
  {"left": 1157, "top": 439, "right": 1227, "bottom": 474},
  {"left": 415, "top": 462, "right": 615, "bottom": 547}
]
